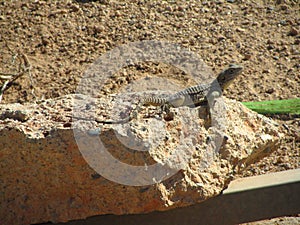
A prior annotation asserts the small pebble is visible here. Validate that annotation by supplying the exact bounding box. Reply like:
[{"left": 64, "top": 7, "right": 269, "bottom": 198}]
[
  {"left": 94, "top": 25, "right": 105, "bottom": 33},
  {"left": 243, "top": 53, "right": 252, "bottom": 60},
  {"left": 280, "top": 4, "right": 289, "bottom": 10},
  {"left": 236, "top": 27, "right": 245, "bottom": 32},
  {"left": 265, "top": 88, "right": 275, "bottom": 94},
  {"left": 288, "top": 27, "right": 299, "bottom": 36},
  {"left": 217, "top": 35, "right": 226, "bottom": 41},
  {"left": 262, "top": 69, "right": 270, "bottom": 73},
  {"left": 87, "top": 128, "right": 101, "bottom": 136}
]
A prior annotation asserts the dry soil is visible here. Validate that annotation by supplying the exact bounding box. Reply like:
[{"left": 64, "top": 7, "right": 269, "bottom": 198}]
[{"left": 0, "top": 0, "right": 299, "bottom": 224}]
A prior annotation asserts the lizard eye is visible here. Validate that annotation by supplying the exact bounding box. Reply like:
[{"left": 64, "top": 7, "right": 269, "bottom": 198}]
[{"left": 228, "top": 68, "right": 234, "bottom": 74}]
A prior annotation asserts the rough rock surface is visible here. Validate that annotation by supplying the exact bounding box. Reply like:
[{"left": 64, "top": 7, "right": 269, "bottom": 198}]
[{"left": 0, "top": 94, "right": 282, "bottom": 225}]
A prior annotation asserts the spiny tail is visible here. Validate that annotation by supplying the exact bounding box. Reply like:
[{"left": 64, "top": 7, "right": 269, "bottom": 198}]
[
  {"left": 143, "top": 96, "right": 167, "bottom": 106},
  {"left": 95, "top": 97, "right": 167, "bottom": 124},
  {"left": 72, "top": 110, "right": 138, "bottom": 124},
  {"left": 95, "top": 100, "right": 145, "bottom": 124},
  {"left": 72, "top": 97, "right": 168, "bottom": 124}
]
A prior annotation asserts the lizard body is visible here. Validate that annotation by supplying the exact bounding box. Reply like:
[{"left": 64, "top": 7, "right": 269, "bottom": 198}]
[{"left": 74, "top": 64, "right": 243, "bottom": 124}]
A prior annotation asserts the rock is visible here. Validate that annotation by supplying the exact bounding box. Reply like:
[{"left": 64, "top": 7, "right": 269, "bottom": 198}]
[
  {"left": 236, "top": 27, "right": 246, "bottom": 33},
  {"left": 93, "top": 25, "right": 105, "bottom": 33},
  {"left": 41, "top": 36, "right": 50, "bottom": 46},
  {"left": 243, "top": 53, "right": 252, "bottom": 60},
  {"left": 265, "top": 87, "right": 275, "bottom": 94},
  {"left": 0, "top": 94, "right": 283, "bottom": 225},
  {"left": 217, "top": 35, "right": 226, "bottom": 41},
  {"left": 280, "top": 4, "right": 289, "bottom": 10},
  {"left": 69, "top": 4, "right": 81, "bottom": 12},
  {"left": 0, "top": 103, "right": 32, "bottom": 122},
  {"left": 266, "top": 6, "right": 275, "bottom": 12},
  {"left": 164, "top": 5, "right": 172, "bottom": 12},
  {"left": 288, "top": 27, "right": 299, "bottom": 36}
]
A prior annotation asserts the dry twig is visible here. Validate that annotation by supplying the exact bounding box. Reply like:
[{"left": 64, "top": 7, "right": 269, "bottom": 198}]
[{"left": 0, "top": 38, "right": 34, "bottom": 103}]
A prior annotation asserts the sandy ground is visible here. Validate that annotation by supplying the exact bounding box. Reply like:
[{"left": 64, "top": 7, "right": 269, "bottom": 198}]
[{"left": 0, "top": 0, "right": 299, "bottom": 224}]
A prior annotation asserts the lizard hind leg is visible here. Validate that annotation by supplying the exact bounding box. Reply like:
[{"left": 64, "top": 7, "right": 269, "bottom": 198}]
[
  {"left": 161, "top": 102, "right": 175, "bottom": 121},
  {"left": 160, "top": 95, "right": 185, "bottom": 121},
  {"left": 161, "top": 102, "right": 171, "bottom": 114}
]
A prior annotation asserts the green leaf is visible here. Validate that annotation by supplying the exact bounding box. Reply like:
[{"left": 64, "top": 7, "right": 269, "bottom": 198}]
[{"left": 242, "top": 98, "right": 300, "bottom": 115}]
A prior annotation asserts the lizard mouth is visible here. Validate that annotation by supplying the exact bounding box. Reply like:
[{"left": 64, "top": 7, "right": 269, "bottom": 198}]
[
  {"left": 220, "top": 66, "right": 243, "bottom": 90},
  {"left": 222, "top": 79, "right": 235, "bottom": 90}
]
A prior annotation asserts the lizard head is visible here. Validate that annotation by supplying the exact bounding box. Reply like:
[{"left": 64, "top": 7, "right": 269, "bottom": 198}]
[{"left": 217, "top": 64, "right": 243, "bottom": 90}]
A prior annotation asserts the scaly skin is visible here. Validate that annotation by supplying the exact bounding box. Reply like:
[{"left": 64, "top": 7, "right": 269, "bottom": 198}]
[{"left": 74, "top": 64, "right": 243, "bottom": 124}]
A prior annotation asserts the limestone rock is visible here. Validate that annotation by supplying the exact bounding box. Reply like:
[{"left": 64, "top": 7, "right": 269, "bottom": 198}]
[{"left": 0, "top": 94, "right": 282, "bottom": 225}]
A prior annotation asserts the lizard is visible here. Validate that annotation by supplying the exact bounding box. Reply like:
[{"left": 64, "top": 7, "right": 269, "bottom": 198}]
[{"left": 72, "top": 64, "right": 243, "bottom": 124}]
